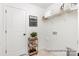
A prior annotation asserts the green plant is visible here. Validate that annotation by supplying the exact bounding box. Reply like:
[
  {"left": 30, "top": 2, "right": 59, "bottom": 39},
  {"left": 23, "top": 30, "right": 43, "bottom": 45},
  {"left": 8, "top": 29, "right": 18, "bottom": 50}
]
[{"left": 30, "top": 32, "right": 37, "bottom": 37}]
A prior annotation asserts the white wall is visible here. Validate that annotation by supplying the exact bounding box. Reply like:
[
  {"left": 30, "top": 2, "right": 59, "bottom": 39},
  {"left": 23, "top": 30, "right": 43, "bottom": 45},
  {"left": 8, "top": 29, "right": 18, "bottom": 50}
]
[
  {"left": 42, "top": 10, "right": 78, "bottom": 51},
  {"left": 78, "top": 5, "right": 79, "bottom": 53}
]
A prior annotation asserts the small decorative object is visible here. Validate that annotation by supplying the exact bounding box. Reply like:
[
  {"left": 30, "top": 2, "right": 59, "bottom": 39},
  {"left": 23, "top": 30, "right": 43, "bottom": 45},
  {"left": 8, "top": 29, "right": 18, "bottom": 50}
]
[
  {"left": 28, "top": 32, "right": 38, "bottom": 56},
  {"left": 42, "top": 16, "right": 48, "bottom": 20},
  {"left": 29, "top": 15, "right": 37, "bottom": 27}
]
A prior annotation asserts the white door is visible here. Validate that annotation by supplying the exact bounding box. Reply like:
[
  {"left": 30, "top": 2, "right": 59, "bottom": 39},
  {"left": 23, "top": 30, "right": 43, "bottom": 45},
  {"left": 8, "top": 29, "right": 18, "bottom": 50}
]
[{"left": 4, "top": 6, "right": 26, "bottom": 56}]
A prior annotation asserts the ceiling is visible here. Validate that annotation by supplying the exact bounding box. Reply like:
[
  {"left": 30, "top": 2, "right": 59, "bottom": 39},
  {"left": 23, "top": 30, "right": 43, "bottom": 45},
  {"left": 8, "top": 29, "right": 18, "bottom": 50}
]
[{"left": 31, "top": 3, "right": 53, "bottom": 9}]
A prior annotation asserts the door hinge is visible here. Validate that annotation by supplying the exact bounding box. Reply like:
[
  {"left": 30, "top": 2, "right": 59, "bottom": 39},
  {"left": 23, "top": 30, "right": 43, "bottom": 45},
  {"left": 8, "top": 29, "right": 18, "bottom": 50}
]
[
  {"left": 5, "top": 9, "right": 7, "bottom": 13},
  {"left": 5, "top": 30, "right": 7, "bottom": 34},
  {"left": 5, "top": 49, "right": 7, "bottom": 54}
]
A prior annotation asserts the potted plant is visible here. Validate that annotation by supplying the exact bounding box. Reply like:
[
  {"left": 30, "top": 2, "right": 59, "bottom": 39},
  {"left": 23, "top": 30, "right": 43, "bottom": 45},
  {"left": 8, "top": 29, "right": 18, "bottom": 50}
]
[
  {"left": 29, "top": 32, "right": 38, "bottom": 40},
  {"left": 30, "top": 32, "right": 37, "bottom": 37}
]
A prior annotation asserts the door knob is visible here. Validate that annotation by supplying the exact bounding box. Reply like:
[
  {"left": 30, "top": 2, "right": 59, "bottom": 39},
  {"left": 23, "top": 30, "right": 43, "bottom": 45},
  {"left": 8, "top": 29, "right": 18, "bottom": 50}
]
[{"left": 23, "top": 33, "right": 26, "bottom": 36}]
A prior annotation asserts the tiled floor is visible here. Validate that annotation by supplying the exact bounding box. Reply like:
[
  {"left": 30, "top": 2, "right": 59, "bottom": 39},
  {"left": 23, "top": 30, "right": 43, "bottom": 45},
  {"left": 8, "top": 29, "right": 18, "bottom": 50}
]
[
  {"left": 37, "top": 50, "right": 55, "bottom": 56},
  {"left": 21, "top": 50, "right": 55, "bottom": 56}
]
